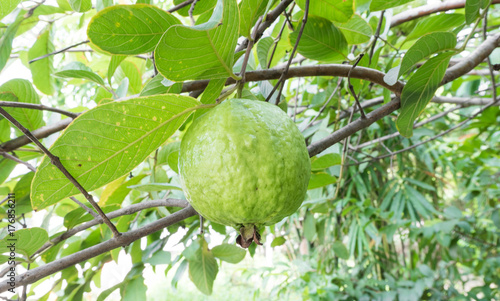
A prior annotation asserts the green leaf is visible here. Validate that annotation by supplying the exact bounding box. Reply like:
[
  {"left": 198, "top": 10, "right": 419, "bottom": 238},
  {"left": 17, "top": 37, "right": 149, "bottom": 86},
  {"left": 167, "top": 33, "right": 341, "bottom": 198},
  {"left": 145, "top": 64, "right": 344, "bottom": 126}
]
[
  {"left": 370, "top": 0, "right": 415, "bottom": 11},
  {"left": 399, "top": 32, "right": 457, "bottom": 77},
  {"left": 0, "top": 228, "right": 48, "bottom": 261},
  {"left": 68, "top": 0, "right": 92, "bottom": 12},
  {"left": 188, "top": 239, "right": 218, "bottom": 295},
  {"left": 28, "top": 28, "right": 55, "bottom": 95},
  {"left": 465, "top": 0, "right": 481, "bottom": 24},
  {"left": 212, "top": 244, "right": 246, "bottom": 264},
  {"left": 0, "top": 18, "right": 22, "bottom": 73},
  {"left": 310, "top": 153, "right": 341, "bottom": 170},
  {"left": 296, "top": 0, "right": 353, "bottom": 23},
  {"left": 0, "top": 79, "right": 44, "bottom": 131},
  {"left": 54, "top": 62, "right": 106, "bottom": 86},
  {"left": 87, "top": 4, "right": 181, "bottom": 55},
  {"left": 140, "top": 74, "right": 182, "bottom": 96},
  {"left": 271, "top": 236, "right": 286, "bottom": 247},
  {"left": 239, "top": 0, "right": 268, "bottom": 38},
  {"left": 116, "top": 60, "right": 143, "bottom": 94},
  {"left": 334, "top": 14, "right": 372, "bottom": 45},
  {"left": 155, "top": 0, "right": 240, "bottom": 81},
  {"left": 289, "top": 16, "right": 347, "bottom": 63},
  {"left": 396, "top": 52, "right": 453, "bottom": 137},
  {"left": 332, "top": 241, "right": 349, "bottom": 259},
  {"left": 31, "top": 94, "right": 202, "bottom": 210},
  {"left": 0, "top": 0, "right": 22, "bottom": 20},
  {"left": 127, "top": 183, "right": 182, "bottom": 192},
  {"left": 307, "top": 172, "right": 337, "bottom": 190},
  {"left": 64, "top": 207, "right": 94, "bottom": 229},
  {"left": 406, "top": 14, "right": 465, "bottom": 41},
  {"left": 108, "top": 55, "right": 127, "bottom": 84}
]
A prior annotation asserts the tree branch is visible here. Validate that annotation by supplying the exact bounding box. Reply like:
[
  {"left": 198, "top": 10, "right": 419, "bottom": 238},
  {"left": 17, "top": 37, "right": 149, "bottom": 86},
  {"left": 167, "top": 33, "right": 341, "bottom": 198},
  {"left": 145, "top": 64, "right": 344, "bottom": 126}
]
[
  {"left": 28, "top": 40, "right": 89, "bottom": 64},
  {"left": 0, "top": 206, "right": 197, "bottom": 292}
]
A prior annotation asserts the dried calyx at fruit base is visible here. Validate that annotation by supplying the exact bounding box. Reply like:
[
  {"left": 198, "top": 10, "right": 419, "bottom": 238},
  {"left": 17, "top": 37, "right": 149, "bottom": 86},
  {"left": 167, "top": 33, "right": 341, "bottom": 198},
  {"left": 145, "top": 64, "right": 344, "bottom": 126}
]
[{"left": 179, "top": 98, "right": 311, "bottom": 248}]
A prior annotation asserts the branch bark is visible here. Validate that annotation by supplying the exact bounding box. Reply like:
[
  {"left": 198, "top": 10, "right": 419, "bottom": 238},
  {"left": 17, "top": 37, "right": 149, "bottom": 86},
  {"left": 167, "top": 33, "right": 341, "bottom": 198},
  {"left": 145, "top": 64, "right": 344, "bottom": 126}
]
[{"left": 0, "top": 206, "right": 197, "bottom": 292}]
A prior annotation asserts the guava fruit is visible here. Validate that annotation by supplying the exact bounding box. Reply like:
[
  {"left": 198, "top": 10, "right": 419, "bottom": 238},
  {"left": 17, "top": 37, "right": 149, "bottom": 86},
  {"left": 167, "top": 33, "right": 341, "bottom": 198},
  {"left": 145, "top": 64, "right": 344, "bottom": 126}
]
[{"left": 179, "top": 98, "right": 311, "bottom": 248}]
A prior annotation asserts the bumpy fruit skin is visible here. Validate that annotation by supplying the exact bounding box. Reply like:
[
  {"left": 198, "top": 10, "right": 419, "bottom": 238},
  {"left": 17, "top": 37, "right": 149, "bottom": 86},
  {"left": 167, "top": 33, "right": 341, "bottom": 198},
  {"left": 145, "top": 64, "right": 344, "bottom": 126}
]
[{"left": 179, "top": 98, "right": 311, "bottom": 232}]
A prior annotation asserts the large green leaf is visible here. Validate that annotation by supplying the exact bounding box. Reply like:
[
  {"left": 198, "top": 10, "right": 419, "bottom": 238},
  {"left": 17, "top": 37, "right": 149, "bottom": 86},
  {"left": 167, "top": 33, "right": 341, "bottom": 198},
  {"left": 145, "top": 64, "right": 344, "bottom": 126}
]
[
  {"left": 155, "top": 0, "right": 240, "bottom": 81},
  {"left": 332, "top": 241, "right": 349, "bottom": 259},
  {"left": 396, "top": 52, "right": 453, "bottom": 137},
  {"left": 187, "top": 239, "right": 218, "bottom": 295},
  {"left": 406, "top": 14, "right": 465, "bottom": 41},
  {"left": 28, "top": 28, "right": 55, "bottom": 95},
  {"left": 87, "top": 4, "right": 181, "bottom": 55},
  {"left": 68, "top": 0, "right": 91, "bottom": 12},
  {"left": 296, "top": 0, "right": 353, "bottom": 23},
  {"left": 0, "top": 0, "right": 22, "bottom": 20},
  {"left": 0, "top": 158, "right": 17, "bottom": 185},
  {"left": 289, "top": 16, "right": 347, "bottom": 63},
  {"left": 211, "top": 244, "right": 246, "bottom": 264},
  {"left": 370, "top": 0, "right": 415, "bottom": 11},
  {"left": 0, "top": 228, "right": 48, "bottom": 261},
  {"left": 334, "top": 14, "right": 372, "bottom": 45},
  {"left": 31, "top": 94, "right": 202, "bottom": 210},
  {"left": 307, "top": 172, "right": 337, "bottom": 189},
  {"left": 0, "top": 79, "right": 44, "bottom": 131}
]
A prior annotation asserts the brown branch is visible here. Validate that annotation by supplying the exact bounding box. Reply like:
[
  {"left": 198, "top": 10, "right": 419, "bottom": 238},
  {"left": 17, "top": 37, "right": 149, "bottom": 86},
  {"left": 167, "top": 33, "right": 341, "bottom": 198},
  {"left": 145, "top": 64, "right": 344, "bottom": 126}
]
[
  {"left": 0, "top": 206, "right": 197, "bottom": 292},
  {"left": 391, "top": 0, "right": 500, "bottom": 27},
  {"left": 0, "top": 101, "right": 80, "bottom": 118},
  {"left": 0, "top": 107, "right": 121, "bottom": 237}
]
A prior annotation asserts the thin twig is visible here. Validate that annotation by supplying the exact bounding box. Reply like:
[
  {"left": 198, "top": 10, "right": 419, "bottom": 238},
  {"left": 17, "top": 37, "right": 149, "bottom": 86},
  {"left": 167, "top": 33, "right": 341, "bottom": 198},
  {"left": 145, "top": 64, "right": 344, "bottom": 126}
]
[
  {"left": 347, "top": 54, "right": 367, "bottom": 119},
  {"left": 168, "top": 0, "right": 194, "bottom": 13},
  {"left": 0, "top": 101, "right": 80, "bottom": 118},
  {"left": 266, "top": 0, "right": 309, "bottom": 104},
  {"left": 29, "top": 40, "right": 90, "bottom": 64},
  {"left": 0, "top": 107, "right": 121, "bottom": 237}
]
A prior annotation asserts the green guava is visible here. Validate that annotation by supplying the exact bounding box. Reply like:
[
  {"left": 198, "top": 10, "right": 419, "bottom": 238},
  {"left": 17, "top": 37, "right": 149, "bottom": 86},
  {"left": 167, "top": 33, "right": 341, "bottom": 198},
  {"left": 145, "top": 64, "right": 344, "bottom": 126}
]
[{"left": 178, "top": 98, "right": 311, "bottom": 248}]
